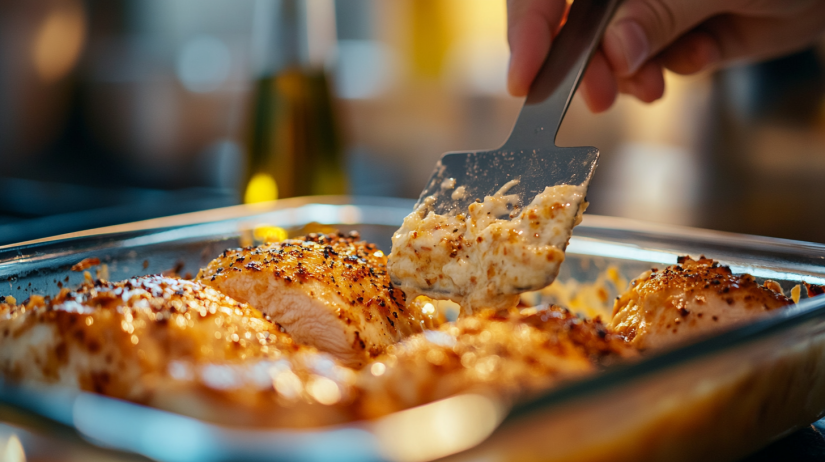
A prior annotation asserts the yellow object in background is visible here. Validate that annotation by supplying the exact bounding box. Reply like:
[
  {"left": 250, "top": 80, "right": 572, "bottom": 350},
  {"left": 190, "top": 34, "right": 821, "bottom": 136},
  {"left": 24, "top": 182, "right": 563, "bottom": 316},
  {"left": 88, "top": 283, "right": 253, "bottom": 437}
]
[
  {"left": 253, "top": 224, "right": 288, "bottom": 244},
  {"left": 244, "top": 172, "right": 278, "bottom": 204},
  {"left": 409, "top": 0, "right": 454, "bottom": 79},
  {"left": 32, "top": 0, "right": 86, "bottom": 83},
  {"left": 407, "top": 0, "right": 506, "bottom": 82}
]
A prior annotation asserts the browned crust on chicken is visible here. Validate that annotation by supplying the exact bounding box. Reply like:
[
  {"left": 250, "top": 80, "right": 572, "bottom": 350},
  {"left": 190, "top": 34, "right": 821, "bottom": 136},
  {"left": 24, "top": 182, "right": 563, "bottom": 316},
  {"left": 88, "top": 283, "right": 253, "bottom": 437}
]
[
  {"left": 358, "top": 306, "right": 634, "bottom": 418},
  {"left": 13, "top": 243, "right": 806, "bottom": 434},
  {"left": 0, "top": 277, "right": 634, "bottom": 427},
  {"left": 197, "top": 232, "right": 438, "bottom": 367},
  {"left": 806, "top": 282, "right": 825, "bottom": 298},
  {"left": 610, "top": 257, "right": 792, "bottom": 350},
  {"left": 0, "top": 276, "right": 363, "bottom": 427}
]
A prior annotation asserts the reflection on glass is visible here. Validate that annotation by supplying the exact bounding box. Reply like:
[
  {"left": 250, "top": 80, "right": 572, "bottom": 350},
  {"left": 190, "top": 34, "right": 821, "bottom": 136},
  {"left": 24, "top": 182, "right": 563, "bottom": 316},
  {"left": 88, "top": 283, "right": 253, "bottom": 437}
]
[{"left": 1, "top": 434, "right": 26, "bottom": 462}]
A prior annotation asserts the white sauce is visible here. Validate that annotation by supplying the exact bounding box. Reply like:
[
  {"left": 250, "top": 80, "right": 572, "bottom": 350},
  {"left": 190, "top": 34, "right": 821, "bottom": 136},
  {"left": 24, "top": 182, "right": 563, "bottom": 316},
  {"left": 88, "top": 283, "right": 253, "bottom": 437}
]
[{"left": 388, "top": 181, "right": 587, "bottom": 314}]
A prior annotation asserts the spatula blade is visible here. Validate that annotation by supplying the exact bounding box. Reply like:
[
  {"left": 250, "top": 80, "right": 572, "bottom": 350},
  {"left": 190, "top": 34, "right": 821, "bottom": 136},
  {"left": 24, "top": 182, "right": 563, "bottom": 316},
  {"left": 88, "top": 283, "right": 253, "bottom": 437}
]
[{"left": 415, "top": 146, "right": 599, "bottom": 216}]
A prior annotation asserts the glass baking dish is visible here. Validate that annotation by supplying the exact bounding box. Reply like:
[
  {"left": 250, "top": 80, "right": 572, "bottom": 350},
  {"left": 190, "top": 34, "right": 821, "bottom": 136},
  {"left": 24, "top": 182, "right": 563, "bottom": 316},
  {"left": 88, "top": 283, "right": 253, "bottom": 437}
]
[{"left": 1, "top": 195, "right": 825, "bottom": 462}]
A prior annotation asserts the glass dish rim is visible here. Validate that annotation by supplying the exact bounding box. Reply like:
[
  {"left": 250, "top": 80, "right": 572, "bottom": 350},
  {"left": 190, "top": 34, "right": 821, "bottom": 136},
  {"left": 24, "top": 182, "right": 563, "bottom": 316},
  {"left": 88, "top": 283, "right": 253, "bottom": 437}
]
[{"left": 6, "top": 194, "right": 825, "bottom": 252}]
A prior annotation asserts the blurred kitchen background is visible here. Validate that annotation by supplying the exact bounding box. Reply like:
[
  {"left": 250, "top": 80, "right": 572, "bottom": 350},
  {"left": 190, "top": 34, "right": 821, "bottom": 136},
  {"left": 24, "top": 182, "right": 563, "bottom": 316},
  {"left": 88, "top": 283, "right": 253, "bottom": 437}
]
[{"left": 1, "top": 0, "right": 825, "bottom": 246}]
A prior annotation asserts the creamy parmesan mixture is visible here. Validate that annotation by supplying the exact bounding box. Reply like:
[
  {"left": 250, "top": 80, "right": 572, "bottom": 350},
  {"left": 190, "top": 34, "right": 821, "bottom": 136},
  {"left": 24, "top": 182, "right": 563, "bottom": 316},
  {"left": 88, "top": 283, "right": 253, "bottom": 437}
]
[{"left": 388, "top": 181, "right": 587, "bottom": 313}]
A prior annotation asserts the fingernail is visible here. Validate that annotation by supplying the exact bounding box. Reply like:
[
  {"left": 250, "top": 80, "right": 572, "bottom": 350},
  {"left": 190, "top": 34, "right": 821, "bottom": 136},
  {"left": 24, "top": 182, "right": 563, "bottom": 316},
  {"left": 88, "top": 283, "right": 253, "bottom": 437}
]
[
  {"left": 506, "top": 55, "right": 523, "bottom": 96},
  {"left": 606, "top": 20, "right": 649, "bottom": 75}
]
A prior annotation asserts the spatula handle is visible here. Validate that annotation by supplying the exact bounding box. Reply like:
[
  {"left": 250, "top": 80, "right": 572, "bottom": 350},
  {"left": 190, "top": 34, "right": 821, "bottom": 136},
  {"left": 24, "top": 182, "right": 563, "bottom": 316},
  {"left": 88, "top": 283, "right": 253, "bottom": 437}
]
[{"left": 502, "top": 0, "right": 622, "bottom": 151}]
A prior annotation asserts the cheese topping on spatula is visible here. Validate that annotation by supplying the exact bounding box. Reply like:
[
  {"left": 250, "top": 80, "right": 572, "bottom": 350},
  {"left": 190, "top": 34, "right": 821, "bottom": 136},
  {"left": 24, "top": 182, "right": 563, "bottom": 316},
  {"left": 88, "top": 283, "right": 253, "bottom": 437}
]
[{"left": 389, "top": 181, "right": 587, "bottom": 313}]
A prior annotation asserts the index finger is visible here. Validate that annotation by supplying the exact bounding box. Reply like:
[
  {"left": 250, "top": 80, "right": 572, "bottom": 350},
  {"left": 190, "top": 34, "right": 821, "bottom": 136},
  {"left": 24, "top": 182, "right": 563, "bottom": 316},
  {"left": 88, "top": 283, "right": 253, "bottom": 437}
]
[{"left": 506, "top": 0, "right": 569, "bottom": 97}]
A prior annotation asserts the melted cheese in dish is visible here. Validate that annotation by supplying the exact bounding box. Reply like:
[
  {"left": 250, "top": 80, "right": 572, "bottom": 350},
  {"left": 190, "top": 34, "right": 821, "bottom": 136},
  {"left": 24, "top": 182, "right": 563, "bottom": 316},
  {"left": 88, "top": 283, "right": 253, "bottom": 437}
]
[
  {"left": 389, "top": 182, "right": 587, "bottom": 313},
  {"left": 610, "top": 257, "right": 792, "bottom": 350}
]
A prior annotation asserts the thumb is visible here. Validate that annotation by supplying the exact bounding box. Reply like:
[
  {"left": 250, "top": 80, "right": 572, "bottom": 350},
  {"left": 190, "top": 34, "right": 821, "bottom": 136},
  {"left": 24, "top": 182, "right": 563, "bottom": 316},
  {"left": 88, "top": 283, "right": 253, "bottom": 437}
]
[{"left": 600, "top": 0, "right": 728, "bottom": 76}]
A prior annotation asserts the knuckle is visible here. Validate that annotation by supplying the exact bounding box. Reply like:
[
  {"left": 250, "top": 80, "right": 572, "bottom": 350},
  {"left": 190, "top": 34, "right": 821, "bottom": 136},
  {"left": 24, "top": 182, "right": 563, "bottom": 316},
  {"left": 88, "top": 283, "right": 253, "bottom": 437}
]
[{"left": 633, "top": 0, "right": 679, "bottom": 46}]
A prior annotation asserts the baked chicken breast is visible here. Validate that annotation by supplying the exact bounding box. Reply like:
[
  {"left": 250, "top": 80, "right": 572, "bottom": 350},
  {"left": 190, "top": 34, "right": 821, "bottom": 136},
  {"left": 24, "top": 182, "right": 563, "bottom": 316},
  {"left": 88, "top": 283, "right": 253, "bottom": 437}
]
[
  {"left": 3, "top": 241, "right": 798, "bottom": 432},
  {"left": 0, "top": 276, "right": 358, "bottom": 427},
  {"left": 359, "top": 305, "right": 633, "bottom": 418},
  {"left": 0, "top": 276, "right": 631, "bottom": 427},
  {"left": 198, "top": 232, "right": 439, "bottom": 368},
  {"left": 610, "top": 256, "right": 792, "bottom": 350}
]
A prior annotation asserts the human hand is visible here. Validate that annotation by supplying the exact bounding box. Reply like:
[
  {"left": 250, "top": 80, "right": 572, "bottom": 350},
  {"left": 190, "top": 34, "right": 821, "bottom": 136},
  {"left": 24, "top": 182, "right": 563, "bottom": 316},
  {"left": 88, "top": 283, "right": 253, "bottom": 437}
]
[{"left": 507, "top": 0, "right": 825, "bottom": 112}]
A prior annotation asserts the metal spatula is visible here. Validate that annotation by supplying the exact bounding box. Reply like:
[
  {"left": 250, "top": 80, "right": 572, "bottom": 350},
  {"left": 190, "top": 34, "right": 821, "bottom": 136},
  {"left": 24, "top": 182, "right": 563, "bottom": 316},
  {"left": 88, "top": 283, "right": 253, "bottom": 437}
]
[{"left": 413, "top": 0, "right": 621, "bottom": 217}]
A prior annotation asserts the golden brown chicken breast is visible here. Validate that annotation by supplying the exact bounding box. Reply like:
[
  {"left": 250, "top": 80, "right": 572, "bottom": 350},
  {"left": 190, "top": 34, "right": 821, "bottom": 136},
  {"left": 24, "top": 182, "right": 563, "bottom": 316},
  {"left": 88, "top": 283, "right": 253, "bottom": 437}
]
[
  {"left": 198, "top": 232, "right": 439, "bottom": 368},
  {"left": 0, "top": 276, "right": 359, "bottom": 427},
  {"left": 0, "top": 276, "right": 633, "bottom": 427},
  {"left": 610, "top": 257, "right": 792, "bottom": 350},
  {"left": 359, "top": 306, "right": 633, "bottom": 418}
]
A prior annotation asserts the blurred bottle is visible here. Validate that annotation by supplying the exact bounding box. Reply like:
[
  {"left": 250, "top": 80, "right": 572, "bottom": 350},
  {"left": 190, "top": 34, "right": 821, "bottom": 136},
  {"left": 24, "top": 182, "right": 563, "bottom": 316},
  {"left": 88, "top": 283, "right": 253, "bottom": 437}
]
[{"left": 245, "top": 0, "right": 345, "bottom": 202}]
